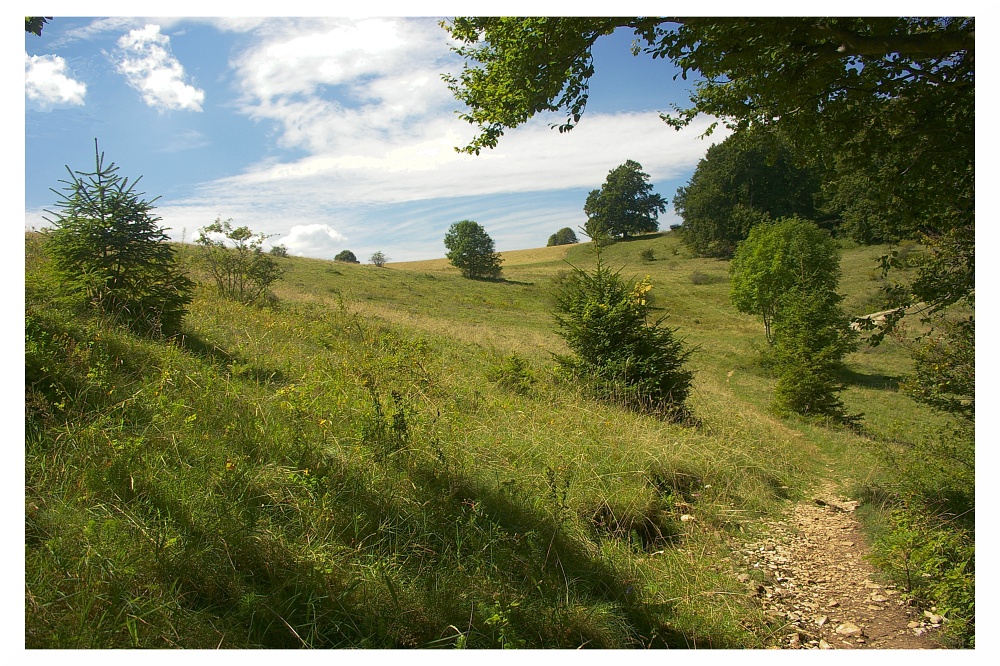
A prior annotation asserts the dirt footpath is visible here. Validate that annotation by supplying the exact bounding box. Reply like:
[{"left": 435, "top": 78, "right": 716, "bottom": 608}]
[{"left": 737, "top": 480, "right": 946, "bottom": 649}]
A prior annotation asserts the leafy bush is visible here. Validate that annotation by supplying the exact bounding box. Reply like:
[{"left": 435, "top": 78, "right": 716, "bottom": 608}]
[
  {"left": 43, "top": 141, "right": 192, "bottom": 337},
  {"left": 369, "top": 251, "right": 388, "bottom": 267},
  {"left": 196, "top": 218, "right": 284, "bottom": 305},
  {"left": 868, "top": 509, "right": 975, "bottom": 647},
  {"left": 444, "top": 220, "right": 503, "bottom": 279},
  {"left": 902, "top": 316, "right": 974, "bottom": 422},
  {"left": 553, "top": 254, "right": 693, "bottom": 418},
  {"left": 639, "top": 248, "right": 656, "bottom": 262},
  {"left": 270, "top": 244, "right": 289, "bottom": 258},
  {"left": 770, "top": 288, "right": 857, "bottom": 419},
  {"left": 486, "top": 354, "right": 535, "bottom": 394},
  {"left": 334, "top": 249, "right": 359, "bottom": 263}
]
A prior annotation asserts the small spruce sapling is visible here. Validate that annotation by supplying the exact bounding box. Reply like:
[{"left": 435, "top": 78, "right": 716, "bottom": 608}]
[
  {"left": 553, "top": 244, "right": 694, "bottom": 419},
  {"left": 43, "top": 139, "right": 192, "bottom": 336}
]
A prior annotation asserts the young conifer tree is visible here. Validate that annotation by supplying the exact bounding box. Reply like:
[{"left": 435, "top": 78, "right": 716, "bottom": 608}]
[
  {"left": 44, "top": 139, "right": 192, "bottom": 336},
  {"left": 553, "top": 241, "right": 693, "bottom": 419}
]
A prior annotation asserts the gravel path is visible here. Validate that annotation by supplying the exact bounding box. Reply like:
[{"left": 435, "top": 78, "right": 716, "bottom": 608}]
[{"left": 737, "top": 480, "right": 946, "bottom": 649}]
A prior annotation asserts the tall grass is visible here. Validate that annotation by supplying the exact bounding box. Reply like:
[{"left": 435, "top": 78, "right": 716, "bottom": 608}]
[{"left": 25, "top": 230, "right": 972, "bottom": 647}]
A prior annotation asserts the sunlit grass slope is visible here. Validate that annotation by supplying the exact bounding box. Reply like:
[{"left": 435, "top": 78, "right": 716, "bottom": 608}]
[{"left": 25, "top": 230, "right": 963, "bottom": 648}]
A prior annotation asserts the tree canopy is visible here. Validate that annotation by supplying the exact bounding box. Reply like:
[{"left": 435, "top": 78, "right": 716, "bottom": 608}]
[
  {"left": 444, "top": 220, "right": 503, "bottom": 279},
  {"left": 673, "top": 129, "right": 821, "bottom": 257},
  {"left": 729, "top": 217, "right": 841, "bottom": 344},
  {"left": 442, "top": 17, "right": 974, "bottom": 314},
  {"left": 584, "top": 160, "right": 665, "bottom": 240},
  {"left": 547, "top": 227, "right": 579, "bottom": 247},
  {"left": 334, "top": 250, "right": 359, "bottom": 264},
  {"left": 26, "top": 17, "right": 51, "bottom": 36}
]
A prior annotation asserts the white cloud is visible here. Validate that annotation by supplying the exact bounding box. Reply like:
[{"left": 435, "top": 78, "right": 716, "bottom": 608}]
[
  {"left": 113, "top": 24, "right": 205, "bottom": 111},
  {"left": 197, "top": 111, "right": 724, "bottom": 205},
  {"left": 51, "top": 17, "right": 146, "bottom": 46},
  {"left": 275, "top": 224, "right": 348, "bottom": 258},
  {"left": 231, "top": 17, "right": 457, "bottom": 153},
  {"left": 210, "top": 16, "right": 725, "bottom": 211},
  {"left": 24, "top": 53, "right": 86, "bottom": 107}
]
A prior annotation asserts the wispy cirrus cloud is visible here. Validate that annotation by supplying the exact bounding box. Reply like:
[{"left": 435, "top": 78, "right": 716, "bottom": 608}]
[
  {"left": 197, "top": 112, "right": 722, "bottom": 206},
  {"left": 24, "top": 53, "right": 86, "bottom": 108},
  {"left": 113, "top": 24, "right": 205, "bottom": 111},
  {"left": 156, "top": 129, "right": 210, "bottom": 153},
  {"left": 46, "top": 17, "right": 145, "bottom": 47},
  {"left": 215, "top": 17, "right": 723, "bottom": 207}
]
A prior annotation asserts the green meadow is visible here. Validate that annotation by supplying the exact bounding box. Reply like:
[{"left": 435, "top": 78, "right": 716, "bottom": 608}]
[{"left": 25, "top": 230, "right": 972, "bottom": 648}]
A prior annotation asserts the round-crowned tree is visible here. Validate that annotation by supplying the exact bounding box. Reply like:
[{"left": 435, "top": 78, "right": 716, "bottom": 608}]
[
  {"left": 729, "top": 216, "right": 840, "bottom": 343},
  {"left": 584, "top": 160, "right": 666, "bottom": 240},
  {"left": 444, "top": 220, "right": 503, "bottom": 279},
  {"left": 673, "top": 130, "right": 820, "bottom": 257},
  {"left": 729, "top": 216, "right": 856, "bottom": 419},
  {"left": 334, "top": 249, "right": 359, "bottom": 263},
  {"left": 547, "top": 227, "right": 579, "bottom": 246}
]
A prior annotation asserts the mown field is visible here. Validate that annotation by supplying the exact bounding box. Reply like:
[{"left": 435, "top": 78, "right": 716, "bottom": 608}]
[{"left": 25, "top": 230, "right": 972, "bottom": 648}]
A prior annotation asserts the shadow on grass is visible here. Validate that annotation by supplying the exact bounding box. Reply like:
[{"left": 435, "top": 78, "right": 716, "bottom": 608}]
[
  {"left": 176, "top": 332, "right": 286, "bottom": 385},
  {"left": 605, "top": 232, "right": 668, "bottom": 243},
  {"left": 400, "top": 461, "right": 709, "bottom": 648},
  {"left": 47, "top": 428, "right": 742, "bottom": 648},
  {"left": 838, "top": 367, "right": 901, "bottom": 391},
  {"left": 473, "top": 276, "right": 534, "bottom": 286}
]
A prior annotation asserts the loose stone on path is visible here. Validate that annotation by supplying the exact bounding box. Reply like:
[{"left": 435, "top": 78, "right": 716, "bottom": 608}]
[{"left": 734, "top": 481, "right": 944, "bottom": 649}]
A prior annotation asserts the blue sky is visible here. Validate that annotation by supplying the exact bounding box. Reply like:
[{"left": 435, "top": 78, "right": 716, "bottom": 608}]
[
  {"left": 24, "top": 10, "right": 737, "bottom": 262},
  {"left": 25, "top": 5, "right": 988, "bottom": 262}
]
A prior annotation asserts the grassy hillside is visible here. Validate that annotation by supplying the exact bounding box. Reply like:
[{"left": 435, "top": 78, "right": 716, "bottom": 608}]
[{"left": 25, "top": 230, "right": 972, "bottom": 648}]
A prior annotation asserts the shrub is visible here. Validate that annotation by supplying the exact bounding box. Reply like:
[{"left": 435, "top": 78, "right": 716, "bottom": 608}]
[
  {"left": 486, "top": 354, "right": 535, "bottom": 394},
  {"left": 270, "top": 244, "right": 289, "bottom": 258},
  {"left": 43, "top": 140, "right": 192, "bottom": 337},
  {"left": 196, "top": 218, "right": 284, "bottom": 305},
  {"left": 902, "top": 316, "right": 974, "bottom": 422},
  {"left": 868, "top": 509, "right": 975, "bottom": 647},
  {"left": 639, "top": 248, "right": 656, "bottom": 262},
  {"left": 553, "top": 252, "right": 694, "bottom": 418},
  {"left": 369, "top": 251, "right": 388, "bottom": 267},
  {"left": 444, "top": 220, "right": 503, "bottom": 279},
  {"left": 770, "top": 288, "right": 857, "bottom": 419},
  {"left": 334, "top": 249, "right": 358, "bottom": 263}
]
